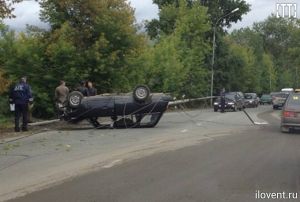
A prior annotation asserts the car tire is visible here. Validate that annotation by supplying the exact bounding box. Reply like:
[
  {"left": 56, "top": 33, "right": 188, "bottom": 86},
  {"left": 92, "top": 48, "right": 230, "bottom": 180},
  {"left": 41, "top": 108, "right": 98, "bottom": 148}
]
[
  {"left": 214, "top": 108, "right": 218, "bottom": 112},
  {"left": 68, "top": 91, "right": 84, "bottom": 108},
  {"left": 133, "top": 85, "right": 150, "bottom": 103},
  {"left": 273, "top": 106, "right": 278, "bottom": 110}
]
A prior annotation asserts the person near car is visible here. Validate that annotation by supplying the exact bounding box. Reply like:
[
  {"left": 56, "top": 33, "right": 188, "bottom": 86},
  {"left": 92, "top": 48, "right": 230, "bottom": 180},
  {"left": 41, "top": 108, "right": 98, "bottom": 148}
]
[
  {"left": 9, "top": 76, "right": 33, "bottom": 132},
  {"left": 55, "top": 80, "right": 69, "bottom": 116},
  {"left": 85, "top": 81, "right": 98, "bottom": 126},
  {"left": 86, "top": 81, "right": 97, "bottom": 96},
  {"left": 220, "top": 88, "right": 226, "bottom": 113},
  {"left": 77, "top": 81, "right": 88, "bottom": 96}
]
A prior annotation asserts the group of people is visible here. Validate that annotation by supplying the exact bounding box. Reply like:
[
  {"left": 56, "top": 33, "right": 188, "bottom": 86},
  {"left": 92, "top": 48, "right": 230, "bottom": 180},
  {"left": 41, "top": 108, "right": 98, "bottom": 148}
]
[
  {"left": 9, "top": 76, "right": 97, "bottom": 132},
  {"left": 55, "top": 80, "right": 97, "bottom": 106}
]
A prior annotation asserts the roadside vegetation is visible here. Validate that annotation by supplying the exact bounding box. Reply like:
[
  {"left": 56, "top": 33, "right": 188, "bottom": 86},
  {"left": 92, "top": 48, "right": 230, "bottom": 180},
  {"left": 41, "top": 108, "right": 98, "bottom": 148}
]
[{"left": 0, "top": 0, "right": 299, "bottom": 120}]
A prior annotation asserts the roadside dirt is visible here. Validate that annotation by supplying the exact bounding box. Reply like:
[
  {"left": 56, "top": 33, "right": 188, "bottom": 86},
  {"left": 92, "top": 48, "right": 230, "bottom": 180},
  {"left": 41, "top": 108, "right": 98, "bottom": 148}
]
[{"left": 0, "top": 121, "right": 93, "bottom": 141}]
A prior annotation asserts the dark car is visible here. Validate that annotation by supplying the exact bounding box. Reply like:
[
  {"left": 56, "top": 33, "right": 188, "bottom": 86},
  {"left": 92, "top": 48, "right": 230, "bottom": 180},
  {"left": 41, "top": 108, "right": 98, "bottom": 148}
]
[
  {"left": 62, "top": 85, "right": 171, "bottom": 128},
  {"left": 244, "top": 93, "right": 259, "bottom": 108},
  {"left": 281, "top": 93, "right": 300, "bottom": 133},
  {"left": 260, "top": 94, "right": 272, "bottom": 105},
  {"left": 214, "top": 92, "right": 244, "bottom": 112}
]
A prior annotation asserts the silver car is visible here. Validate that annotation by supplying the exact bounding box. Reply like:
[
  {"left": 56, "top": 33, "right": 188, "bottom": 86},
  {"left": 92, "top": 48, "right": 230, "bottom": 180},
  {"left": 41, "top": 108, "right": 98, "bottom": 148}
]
[
  {"left": 272, "top": 92, "right": 289, "bottom": 110},
  {"left": 281, "top": 93, "right": 300, "bottom": 133}
]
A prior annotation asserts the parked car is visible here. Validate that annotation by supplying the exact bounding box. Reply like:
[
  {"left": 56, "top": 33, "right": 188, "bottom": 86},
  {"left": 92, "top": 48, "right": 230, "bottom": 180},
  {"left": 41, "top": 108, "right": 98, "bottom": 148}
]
[
  {"left": 214, "top": 92, "right": 244, "bottom": 112},
  {"left": 281, "top": 93, "right": 300, "bottom": 133},
  {"left": 260, "top": 94, "right": 272, "bottom": 105},
  {"left": 244, "top": 93, "right": 259, "bottom": 108},
  {"left": 62, "top": 85, "right": 172, "bottom": 128},
  {"left": 272, "top": 92, "right": 290, "bottom": 110}
]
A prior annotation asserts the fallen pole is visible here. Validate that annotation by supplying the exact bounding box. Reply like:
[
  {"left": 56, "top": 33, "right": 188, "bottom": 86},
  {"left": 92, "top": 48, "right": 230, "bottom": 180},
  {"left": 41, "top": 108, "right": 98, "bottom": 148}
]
[{"left": 28, "top": 119, "right": 60, "bottom": 127}]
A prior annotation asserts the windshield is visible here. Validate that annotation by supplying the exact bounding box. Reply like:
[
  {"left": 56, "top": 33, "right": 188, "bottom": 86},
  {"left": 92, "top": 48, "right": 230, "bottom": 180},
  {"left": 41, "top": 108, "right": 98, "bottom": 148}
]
[
  {"left": 273, "top": 93, "right": 289, "bottom": 98},
  {"left": 245, "top": 94, "right": 253, "bottom": 99},
  {"left": 287, "top": 95, "right": 300, "bottom": 106},
  {"left": 225, "top": 94, "right": 236, "bottom": 101}
]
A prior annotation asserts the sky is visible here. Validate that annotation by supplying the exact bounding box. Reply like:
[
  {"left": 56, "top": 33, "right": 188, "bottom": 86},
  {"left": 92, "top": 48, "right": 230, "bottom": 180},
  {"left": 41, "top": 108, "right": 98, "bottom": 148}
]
[{"left": 3, "top": 0, "right": 299, "bottom": 31}]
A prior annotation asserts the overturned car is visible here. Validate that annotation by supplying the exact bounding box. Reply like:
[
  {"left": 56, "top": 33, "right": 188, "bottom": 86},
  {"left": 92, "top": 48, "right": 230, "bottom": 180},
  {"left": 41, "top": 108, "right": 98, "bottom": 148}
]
[{"left": 62, "top": 85, "right": 172, "bottom": 128}]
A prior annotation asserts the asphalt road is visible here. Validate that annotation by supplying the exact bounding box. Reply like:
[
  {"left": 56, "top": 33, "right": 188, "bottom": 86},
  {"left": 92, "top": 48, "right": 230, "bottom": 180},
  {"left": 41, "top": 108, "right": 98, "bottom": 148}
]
[{"left": 2, "top": 106, "right": 295, "bottom": 202}]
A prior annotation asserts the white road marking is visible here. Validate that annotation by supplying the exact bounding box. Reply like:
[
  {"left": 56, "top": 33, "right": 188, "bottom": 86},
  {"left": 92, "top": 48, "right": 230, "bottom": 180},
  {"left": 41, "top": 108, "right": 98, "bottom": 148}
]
[
  {"left": 181, "top": 129, "right": 188, "bottom": 133},
  {"left": 102, "top": 159, "right": 123, "bottom": 168},
  {"left": 254, "top": 122, "right": 269, "bottom": 125},
  {"left": 196, "top": 123, "right": 202, "bottom": 126}
]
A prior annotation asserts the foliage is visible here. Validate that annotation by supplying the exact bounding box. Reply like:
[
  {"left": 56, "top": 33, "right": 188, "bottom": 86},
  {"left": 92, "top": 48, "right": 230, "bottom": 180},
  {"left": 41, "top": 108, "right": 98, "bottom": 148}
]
[
  {"left": 0, "top": 0, "right": 24, "bottom": 19},
  {"left": 0, "top": 0, "right": 146, "bottom": 118},
  {"left": 3, "top": 0, "right": 300, "bottom": 121},
  {"left": 138, "top": 0, "right": 211, "bottom": 97},
  {"left": 146, "top": 0, "right": 250, "bottom": 39}
]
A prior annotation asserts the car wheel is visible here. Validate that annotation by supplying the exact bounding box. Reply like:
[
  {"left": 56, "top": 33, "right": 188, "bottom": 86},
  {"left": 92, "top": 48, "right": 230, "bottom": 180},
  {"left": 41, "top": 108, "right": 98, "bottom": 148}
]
[
  {"left": 273, "top": 106, "right": 278, "bottom": 110},
  {"left": 68, "top": 91, "right": 84, "bottom": 108},
  {"left": 214, "top": 108, "right": 218, "bottom": 112},
  {"left": 133, "top": 85, "right": 150, "bottom": 103},
  {"left": 281, "top": 126, "right": 290, "bottom": 133}
]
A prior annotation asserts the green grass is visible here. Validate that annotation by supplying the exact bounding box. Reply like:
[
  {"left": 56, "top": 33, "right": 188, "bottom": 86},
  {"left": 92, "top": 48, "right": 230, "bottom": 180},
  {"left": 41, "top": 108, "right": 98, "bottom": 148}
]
[{"left": 0, "top": 116, "right": 13, "bottom": 129}]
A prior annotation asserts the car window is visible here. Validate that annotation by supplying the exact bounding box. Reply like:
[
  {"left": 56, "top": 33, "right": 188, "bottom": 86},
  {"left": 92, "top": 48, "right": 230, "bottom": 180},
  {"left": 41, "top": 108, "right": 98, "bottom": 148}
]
[
  {"left": 287, "top": 95, "right": 300, "bottom": 106},
  {"left": 279, "top": 93, "right": 289, "bottom": 98},
  {"left": 225, "top": 94, "right": 236, "bottom": 100},
  {"left": 273, "top": 93, "right": 289, "bottom": 98},
  {"left": 245, "top": 94, "right": 252, "bottom": 99}
]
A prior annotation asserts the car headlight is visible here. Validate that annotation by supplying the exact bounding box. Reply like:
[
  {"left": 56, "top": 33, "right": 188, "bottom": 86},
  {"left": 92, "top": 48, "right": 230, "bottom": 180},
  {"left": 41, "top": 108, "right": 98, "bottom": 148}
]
[
  {"left": 228, "top": 102, "right": 234, "bottom": 105},
  {"left": 214, "top": 102, "right": 218, "bottom": 105},
  {"left": 249, "top": 100, "right": 253, "bottom": 103}
]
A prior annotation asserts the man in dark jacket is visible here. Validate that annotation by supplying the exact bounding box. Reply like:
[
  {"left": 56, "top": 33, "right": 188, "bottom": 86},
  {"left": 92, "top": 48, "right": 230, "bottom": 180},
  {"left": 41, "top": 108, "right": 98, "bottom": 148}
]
[
  {"left": 220, "top": 88, "right": 226, "bottom": 113},
  {"left": 77, "top": 81, "right": 88, "bottom": 97},
  {"left": 9, "top": 76, "right": 33, "bottom": 132},
  {"left": 86, "top": 81, "right": 97, "bottom": 96}
]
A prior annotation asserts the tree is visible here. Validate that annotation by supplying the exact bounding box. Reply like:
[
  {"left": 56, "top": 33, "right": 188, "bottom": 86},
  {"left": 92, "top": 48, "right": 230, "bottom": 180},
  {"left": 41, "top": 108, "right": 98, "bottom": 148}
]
[
  {"left": 0, "top": 0, "right": 23, "bottom": 19},
  {"left": 138, "top": 0, "right": 211, "bottom": 97},
  {"left": 0, "top": 69, "right": 10, "bottom": 94},
  {"left": 40, "top": 0, "right": 146, "bottom": 92},
  {"left": 146, "top": 0, "right": 250, "bottom": 39}
]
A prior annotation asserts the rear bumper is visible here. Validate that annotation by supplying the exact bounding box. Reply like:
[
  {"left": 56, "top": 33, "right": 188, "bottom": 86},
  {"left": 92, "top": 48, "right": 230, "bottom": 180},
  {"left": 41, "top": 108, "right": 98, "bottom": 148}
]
[
  {"left": 273, "top": 103, "right": 284, "bottom": 107},
  {"left": 214, "top": 104, "right": 236, "bottom": 110},
  {"left": 281, "top": 119, "right": 300, "bottom": 128},
  {"left": 245, "top": 102, "right": 257, "bottom": 107},
  {"left": 260, "top": 101, "right": 271, "bottom": 104}
]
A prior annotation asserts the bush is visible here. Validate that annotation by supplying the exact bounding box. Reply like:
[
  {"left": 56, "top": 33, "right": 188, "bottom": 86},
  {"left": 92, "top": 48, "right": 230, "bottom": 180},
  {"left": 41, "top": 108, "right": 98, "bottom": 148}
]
[{"left": 0, "top": 94, "right": 13, "bottom": 124}]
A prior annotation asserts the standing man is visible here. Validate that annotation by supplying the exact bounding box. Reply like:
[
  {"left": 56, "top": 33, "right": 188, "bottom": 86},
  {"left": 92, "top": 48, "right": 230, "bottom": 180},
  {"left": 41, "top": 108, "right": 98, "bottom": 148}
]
[
  {"left": 77, "top": 81, "right": 88, "bottom": 96},
  {"left": 85, "top": 81, "right": 98, "bottom": 126},
  {"left": 55, "top": 80, "right": 69, "bottom": 117},
  {"left": 9, "top": 76, "right": 33, "bottom": 132},
  {"left": 86, "top": 81, "right": 97, "bottom": 96},
  {"left": 220, "top": 88, "right": 226, "bottom": 113}
]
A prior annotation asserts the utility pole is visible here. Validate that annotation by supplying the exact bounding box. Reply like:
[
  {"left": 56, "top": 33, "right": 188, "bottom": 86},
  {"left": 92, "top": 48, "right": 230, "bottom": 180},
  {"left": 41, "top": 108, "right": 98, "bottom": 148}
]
[{"left": 210, "top": 8, "right": 240, "bottom": 106}]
